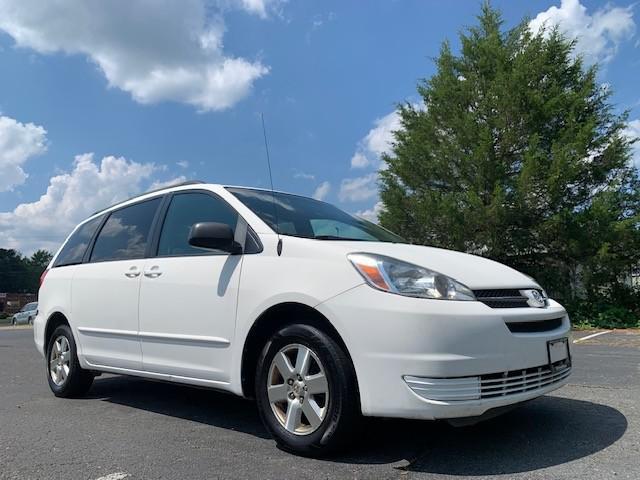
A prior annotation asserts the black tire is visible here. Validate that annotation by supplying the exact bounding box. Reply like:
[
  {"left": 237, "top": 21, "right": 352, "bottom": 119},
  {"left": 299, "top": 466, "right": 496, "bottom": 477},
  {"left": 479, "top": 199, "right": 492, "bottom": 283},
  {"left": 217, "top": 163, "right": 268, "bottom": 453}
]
[
  {"left": 255, "top": 324, "right": 360, "bottom": 456},
  {"left": 28, "top": 316, "right": 33, "bottom": 325},
  {"left": 46, "top": 324, "right": 94, "bottom": 398}
]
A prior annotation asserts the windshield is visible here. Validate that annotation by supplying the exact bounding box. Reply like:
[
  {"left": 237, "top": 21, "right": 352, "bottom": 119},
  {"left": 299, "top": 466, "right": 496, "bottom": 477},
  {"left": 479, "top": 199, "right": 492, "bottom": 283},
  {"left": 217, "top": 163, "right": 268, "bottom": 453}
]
[{"left": 227, "top": 187, "right": 404, "bottom": 243}]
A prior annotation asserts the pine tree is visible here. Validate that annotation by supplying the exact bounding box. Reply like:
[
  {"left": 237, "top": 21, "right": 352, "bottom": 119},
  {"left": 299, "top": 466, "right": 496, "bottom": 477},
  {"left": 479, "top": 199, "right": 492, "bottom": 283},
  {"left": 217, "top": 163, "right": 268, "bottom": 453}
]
[{"left": 379, "top": 4, "right": 640, "bottom": 306}]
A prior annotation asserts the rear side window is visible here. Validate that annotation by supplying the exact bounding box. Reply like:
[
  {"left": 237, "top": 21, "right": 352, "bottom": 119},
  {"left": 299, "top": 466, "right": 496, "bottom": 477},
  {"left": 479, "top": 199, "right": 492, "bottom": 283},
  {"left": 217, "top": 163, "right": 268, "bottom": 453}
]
[
  {"left": 157, "top": 192, "right": 239, "bottom": 256},
  {"left": 53, "top": 215, "right": 104, "bottom": 267},
  {"left": 91, "top": 198, "right": 161, "bottom": 262}
]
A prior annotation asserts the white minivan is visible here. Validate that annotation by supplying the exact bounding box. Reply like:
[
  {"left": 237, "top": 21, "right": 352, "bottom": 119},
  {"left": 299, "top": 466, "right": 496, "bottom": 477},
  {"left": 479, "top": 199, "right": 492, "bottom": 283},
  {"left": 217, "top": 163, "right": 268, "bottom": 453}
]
[{"left": 34, "top": 181, "right": 571, "bottom": 455}]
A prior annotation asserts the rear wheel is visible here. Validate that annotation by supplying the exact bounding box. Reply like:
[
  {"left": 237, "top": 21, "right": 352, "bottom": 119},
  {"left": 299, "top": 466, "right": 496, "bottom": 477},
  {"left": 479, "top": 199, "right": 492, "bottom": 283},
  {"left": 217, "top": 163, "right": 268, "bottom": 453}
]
[
  {"left": 46, "top": 324, "right": 94, "bottom": 397},
  {"left": 255, "top": 324, "right": 360, "bottom": 456}
]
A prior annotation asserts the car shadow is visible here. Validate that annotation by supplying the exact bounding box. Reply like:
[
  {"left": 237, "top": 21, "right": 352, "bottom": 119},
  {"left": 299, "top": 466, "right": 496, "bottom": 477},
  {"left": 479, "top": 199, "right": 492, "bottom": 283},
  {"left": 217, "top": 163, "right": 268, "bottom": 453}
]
[
  {"left": 90, "top": 375, "right": 627, "bottom": 475},
  {"left": 333, "top": 395, "right": 628, "bottom": 475},
  {"left": 88, "top": 374, "right": 270, "bottom": 439}
]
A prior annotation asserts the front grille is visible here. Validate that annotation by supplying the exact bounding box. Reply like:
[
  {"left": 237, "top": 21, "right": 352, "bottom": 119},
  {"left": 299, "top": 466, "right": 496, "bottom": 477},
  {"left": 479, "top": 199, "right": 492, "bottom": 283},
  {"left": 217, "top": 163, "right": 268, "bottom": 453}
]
[
  {"left": 474, "top": 288, "right": 544, "bottom": 308},
  {"left": 480, "top": 360, "right": 571, "bottom": 398},
  {"left": 506, "top": 318, "right": 563, "bottom": 333}
]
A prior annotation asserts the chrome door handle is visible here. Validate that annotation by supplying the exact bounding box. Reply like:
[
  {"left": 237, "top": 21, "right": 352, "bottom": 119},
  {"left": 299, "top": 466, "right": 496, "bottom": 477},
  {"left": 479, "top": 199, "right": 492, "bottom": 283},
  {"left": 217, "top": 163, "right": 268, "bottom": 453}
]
[
  {"left": 124, "top": 267, "right": 140, "bottom": 278},
  {"left": 143, "top": 266, "right": 162, "bottom": 278}
]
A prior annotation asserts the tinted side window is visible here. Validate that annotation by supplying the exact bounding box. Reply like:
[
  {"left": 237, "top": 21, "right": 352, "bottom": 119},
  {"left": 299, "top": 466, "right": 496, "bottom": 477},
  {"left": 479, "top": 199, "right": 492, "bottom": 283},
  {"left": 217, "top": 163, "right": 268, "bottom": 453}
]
[
  {"left": 53, "top": 215, "right": 104, "bottom": 267},
  {"left": 91, "top": 198, "right": 161, "bottom": 262},
  {"left": 158, "top": 192, "right": 239, "bottom": 256}
]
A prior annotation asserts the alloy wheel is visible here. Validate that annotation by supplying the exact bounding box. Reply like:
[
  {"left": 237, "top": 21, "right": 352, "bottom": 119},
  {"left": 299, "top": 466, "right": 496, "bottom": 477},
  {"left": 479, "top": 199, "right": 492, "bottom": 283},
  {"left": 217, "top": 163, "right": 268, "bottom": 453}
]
[
  {"left": 49, "top": 335, "right": 71, "bottom": 386},
  {"left": 267, "top": 343, "right": 329, "bottom": 435}
]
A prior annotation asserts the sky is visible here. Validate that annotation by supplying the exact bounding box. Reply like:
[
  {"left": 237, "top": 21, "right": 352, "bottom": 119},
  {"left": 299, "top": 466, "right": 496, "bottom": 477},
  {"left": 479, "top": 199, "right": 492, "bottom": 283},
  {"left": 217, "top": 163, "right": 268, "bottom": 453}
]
[{"left": 0, "top": 0, "right": 638, "bottom": 254}]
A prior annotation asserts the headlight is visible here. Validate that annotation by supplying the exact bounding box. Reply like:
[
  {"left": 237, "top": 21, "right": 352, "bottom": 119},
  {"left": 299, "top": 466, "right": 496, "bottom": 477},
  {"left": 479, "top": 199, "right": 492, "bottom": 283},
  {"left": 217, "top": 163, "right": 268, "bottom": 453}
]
[{"left": 348, "top": 253, "right": 476, "bottom": 301}]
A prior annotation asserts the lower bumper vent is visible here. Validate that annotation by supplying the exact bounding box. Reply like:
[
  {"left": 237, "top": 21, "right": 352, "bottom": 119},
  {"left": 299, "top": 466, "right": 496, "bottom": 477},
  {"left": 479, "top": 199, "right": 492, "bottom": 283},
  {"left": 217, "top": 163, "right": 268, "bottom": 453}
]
[
  {"left": 479, "top": 360, "right": 571, "bottom": 398},
  {"left": 405, "top": 359, "right": 571, "bottom": 402},
  {"left": 506, "top": 317, "right": 563, "bottom": 333}
]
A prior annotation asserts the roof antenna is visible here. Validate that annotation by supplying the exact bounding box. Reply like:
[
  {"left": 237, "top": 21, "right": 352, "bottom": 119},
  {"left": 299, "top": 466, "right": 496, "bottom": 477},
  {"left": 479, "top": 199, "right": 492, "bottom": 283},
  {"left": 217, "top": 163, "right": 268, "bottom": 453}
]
[{"left": 261, "top": 113, "right": 283, "bottom": 256}]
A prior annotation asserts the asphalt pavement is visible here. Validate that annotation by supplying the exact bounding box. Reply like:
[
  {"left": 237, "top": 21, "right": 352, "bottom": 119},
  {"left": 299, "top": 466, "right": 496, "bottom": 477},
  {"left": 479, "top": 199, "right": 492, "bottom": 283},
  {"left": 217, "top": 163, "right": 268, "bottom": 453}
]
[{"left": 1, "top": 327, "right": 638, "bottom": 480}]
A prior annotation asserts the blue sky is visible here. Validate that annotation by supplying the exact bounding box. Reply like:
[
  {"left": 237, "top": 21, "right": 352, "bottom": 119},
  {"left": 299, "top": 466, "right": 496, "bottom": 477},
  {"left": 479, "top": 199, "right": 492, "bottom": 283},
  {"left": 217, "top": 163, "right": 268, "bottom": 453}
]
[{"left": 0, "top": 0, "right": 638, "bottom": 254}]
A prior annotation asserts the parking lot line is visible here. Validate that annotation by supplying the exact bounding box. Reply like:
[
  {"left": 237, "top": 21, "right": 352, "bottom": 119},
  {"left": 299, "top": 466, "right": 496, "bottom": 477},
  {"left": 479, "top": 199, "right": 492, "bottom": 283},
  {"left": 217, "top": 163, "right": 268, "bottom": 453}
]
[
  {"left": 573, "top": 330, "right": 611, "bottom": 344},
  {"left": 94, "top": 473, "right": 129, "bottom": 480}
]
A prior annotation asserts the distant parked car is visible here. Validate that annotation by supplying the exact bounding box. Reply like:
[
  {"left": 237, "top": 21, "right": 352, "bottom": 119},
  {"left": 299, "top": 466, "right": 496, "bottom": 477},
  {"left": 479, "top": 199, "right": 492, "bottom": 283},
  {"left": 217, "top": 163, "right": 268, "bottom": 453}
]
[{"left": 12, "top": 302, "right": 38, "bottom": 325}]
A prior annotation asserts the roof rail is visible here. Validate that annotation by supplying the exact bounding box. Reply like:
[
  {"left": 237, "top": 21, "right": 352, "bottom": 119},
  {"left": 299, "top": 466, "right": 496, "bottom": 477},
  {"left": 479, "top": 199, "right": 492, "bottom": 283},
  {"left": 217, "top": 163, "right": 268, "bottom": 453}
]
[{"left": 91, "top": 180, "right": 206, "bottom": 216}]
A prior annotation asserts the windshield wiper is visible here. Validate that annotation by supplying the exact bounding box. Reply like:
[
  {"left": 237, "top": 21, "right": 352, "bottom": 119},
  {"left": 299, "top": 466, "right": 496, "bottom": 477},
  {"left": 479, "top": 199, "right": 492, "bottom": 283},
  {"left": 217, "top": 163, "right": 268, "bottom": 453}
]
[{"left": 313, "top": 235, "right": 368, "bottom": 241}]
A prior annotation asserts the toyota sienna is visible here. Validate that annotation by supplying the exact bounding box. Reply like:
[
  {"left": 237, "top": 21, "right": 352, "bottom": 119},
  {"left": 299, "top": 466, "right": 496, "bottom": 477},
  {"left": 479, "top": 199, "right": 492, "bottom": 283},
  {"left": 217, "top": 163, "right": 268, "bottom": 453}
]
[{"left": 34, "top": 181, "right": 572, "bottom": 455}]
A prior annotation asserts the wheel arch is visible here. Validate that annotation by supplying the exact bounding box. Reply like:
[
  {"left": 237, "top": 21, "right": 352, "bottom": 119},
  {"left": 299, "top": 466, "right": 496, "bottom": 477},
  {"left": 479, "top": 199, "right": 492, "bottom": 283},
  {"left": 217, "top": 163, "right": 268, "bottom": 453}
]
[
  {"left": 240, "top": 302, "right": 360, "bottom": 407},
  {"left": 44, "top": 312, "right": 70, "bottom": 352}
]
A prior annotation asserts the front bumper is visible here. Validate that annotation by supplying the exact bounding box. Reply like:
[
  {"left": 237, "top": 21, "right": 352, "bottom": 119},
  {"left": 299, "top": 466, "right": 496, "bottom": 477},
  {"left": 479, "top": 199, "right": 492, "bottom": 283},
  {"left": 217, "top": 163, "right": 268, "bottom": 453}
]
[{"left": 315, "top": 284, "right": 571, "bottom": 420}]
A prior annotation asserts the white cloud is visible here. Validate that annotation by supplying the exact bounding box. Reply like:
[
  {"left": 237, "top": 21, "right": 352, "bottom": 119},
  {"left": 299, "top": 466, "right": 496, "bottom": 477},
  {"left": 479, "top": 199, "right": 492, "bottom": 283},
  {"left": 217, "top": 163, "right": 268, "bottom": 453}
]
[
  {"left": 294, "top": 171, "right": 315, "bottom": 180},
  {"left": 350, "top": 152, "right": 370, "bottom": 169},
  {"left": 529, "top": 0, "right": 636, "bottom": 65},
  {"left": 342, "top": 109, "right": 404, "bottom": 205},
  {"left": 237, "top": 0, "right": 286, "bottom": 18},
  {"left": 0, "top": 153, "right": 158, "bottom": 254},
  {"left": 149, "top": 175, "right": 188, "bottom": 190},
  {"left": 0, "top": 115, "right": 47, "bottom": 192},
  {"left": 339, "top": 173, "right": 378, "bottom": 202},
  {"left": 624, "top": 119, "right": 640, "bottom": 170},
  {"left": 176, "top": 160, "right": 190, "bottom": 169},
  {"left": 0, "top": 0, "right": 272, "bottom": 112},
  {"left": 313, "top": 181, "right": 331, "bottom": 201},
  {"left": 355, "top": 201, "right": 383, "bottom": 223},
  {"left": 350, "top": 110, "right": 400, "bottom": 169}
]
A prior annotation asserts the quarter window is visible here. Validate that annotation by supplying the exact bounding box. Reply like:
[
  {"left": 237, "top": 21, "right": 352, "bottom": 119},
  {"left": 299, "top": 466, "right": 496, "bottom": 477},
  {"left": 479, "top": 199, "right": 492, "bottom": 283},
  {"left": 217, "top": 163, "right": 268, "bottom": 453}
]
[
  {"left": 157, "top": 192, "right": 239, "bottom": 256},
  {"left": 91, "top": 198, "right": 161, "bottom": 262},
  {"left": 53, "top": 215, "right": 104, "bottom": 267}
]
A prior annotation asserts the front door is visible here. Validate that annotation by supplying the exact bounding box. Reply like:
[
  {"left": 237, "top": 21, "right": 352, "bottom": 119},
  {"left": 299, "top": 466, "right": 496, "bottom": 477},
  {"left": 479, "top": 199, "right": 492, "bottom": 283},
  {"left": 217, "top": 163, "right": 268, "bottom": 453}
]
[{"left": 138, "top": 191, "right": 243, "bottom": 383}]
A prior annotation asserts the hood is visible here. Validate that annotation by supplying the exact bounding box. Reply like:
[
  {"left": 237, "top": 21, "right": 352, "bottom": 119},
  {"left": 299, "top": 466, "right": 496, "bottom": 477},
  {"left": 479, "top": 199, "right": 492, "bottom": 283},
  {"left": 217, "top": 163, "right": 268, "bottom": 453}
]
[{"left": 321, "top": 241, "right": 539, "bottom": 290}]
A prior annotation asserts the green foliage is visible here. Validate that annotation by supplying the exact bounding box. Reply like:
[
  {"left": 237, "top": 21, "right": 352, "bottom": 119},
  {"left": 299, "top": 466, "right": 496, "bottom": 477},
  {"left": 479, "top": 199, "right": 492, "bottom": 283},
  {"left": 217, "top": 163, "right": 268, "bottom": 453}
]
[
  {"left": 591, "top": 307, "right": 638, "bottom": 329},
  {"left": 569, "top": 284, "right": 640, "bottom": 328},
  {"left": 570, "top": 302, "right": 640, "bottom": 329},
  {"left": 379, "top": 3, "right": 640, "bottom": 321},
  {"left": 0, "top": 249, "right": 53, "bottom": 294}
]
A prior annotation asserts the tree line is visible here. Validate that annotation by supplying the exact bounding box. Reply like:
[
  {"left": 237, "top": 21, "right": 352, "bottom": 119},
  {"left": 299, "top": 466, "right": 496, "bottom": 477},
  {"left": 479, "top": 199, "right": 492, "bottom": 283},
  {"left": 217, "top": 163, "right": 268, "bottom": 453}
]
[{"left": 0, "top": 249, "right": 53, "bottom": 294}]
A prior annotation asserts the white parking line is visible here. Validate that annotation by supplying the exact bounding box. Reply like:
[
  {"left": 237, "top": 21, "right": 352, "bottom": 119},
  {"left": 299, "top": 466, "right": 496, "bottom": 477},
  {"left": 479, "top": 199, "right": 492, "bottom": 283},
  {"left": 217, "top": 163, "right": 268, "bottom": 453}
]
[
  {"left": 94, "top": 473, "right": 129, "bottom": 480},
  {"left": 573, "top": 330, "right": 611, "bottom": 344}
]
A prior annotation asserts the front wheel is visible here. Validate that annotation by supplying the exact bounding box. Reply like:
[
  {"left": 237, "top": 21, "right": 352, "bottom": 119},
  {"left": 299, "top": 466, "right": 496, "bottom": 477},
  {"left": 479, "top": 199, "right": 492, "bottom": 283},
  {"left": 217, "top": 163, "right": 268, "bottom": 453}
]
[
  {"left": 255, "top": 324, "right": 360, "bottom": 456},
  {"left": 46, "top": 324, "right": 94, "bottom": 397}
]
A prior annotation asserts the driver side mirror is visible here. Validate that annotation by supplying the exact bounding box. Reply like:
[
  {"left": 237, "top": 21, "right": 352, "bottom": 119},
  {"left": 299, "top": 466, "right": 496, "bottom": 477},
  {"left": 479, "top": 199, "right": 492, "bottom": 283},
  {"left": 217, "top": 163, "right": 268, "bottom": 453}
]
[{"left": 188, "top": 222, "right": 242, "bottom": 254}]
